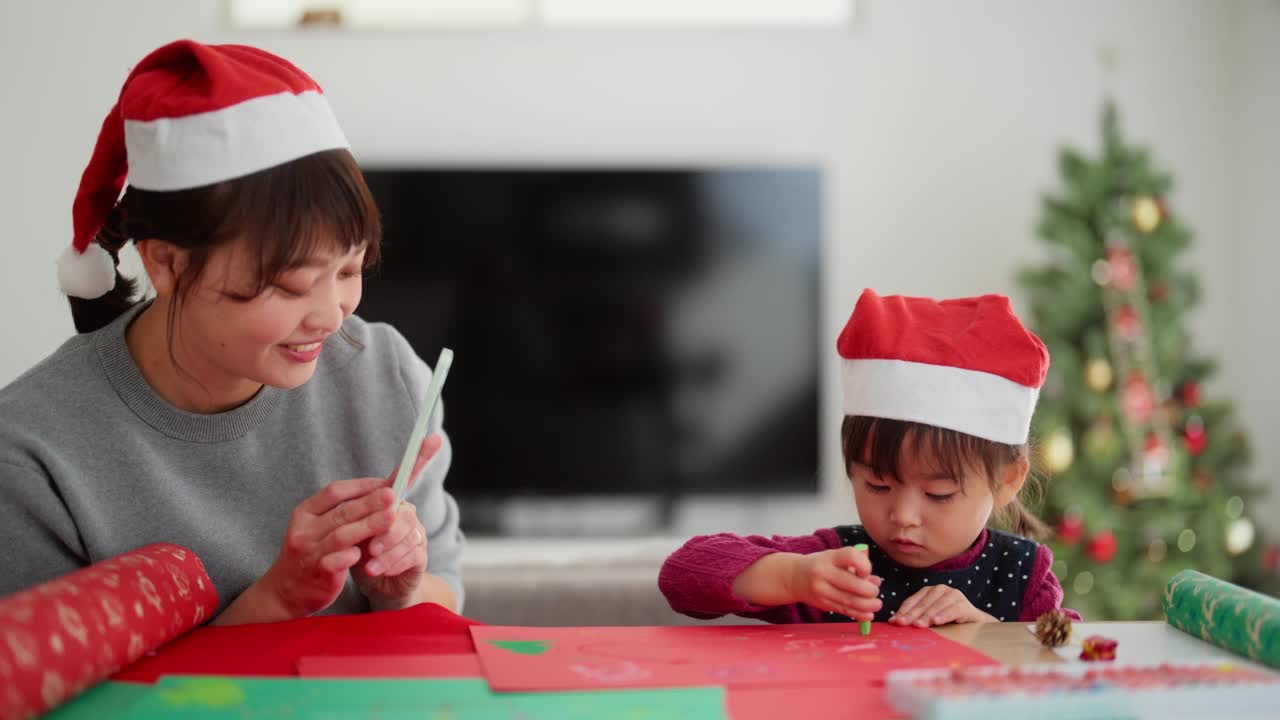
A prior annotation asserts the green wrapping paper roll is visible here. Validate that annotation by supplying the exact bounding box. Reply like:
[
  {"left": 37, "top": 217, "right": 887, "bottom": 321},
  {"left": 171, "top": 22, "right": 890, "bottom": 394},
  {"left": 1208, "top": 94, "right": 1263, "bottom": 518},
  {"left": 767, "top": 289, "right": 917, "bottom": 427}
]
[{"left": 1163, "top": 569, "right": 1280, "bottom": 668}]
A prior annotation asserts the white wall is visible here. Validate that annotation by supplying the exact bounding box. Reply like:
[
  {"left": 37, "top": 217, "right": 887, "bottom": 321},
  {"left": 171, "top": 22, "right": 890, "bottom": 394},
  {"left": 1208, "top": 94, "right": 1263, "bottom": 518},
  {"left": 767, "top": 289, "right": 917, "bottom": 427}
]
[
  {"left": 1225, "top": 1, "right": 1280, "bottom": 528},
  {"left": 1, "top": 1, "right": 1273, "bottom": 535}
]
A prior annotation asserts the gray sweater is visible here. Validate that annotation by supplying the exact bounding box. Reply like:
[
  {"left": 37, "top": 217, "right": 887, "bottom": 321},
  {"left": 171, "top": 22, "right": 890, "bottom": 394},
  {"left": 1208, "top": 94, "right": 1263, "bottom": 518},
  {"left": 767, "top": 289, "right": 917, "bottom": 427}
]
[{"left": 0, "top": 303, "right": 464, "bottom": 614}]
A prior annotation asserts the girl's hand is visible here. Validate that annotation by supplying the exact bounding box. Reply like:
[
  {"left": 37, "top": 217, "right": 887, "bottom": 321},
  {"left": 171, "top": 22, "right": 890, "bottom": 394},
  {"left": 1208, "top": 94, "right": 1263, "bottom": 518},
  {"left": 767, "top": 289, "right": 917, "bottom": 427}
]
[
  {"left": 260, "top": 476, "right": 398, "bottom": 618},
  {"left": 786, "top": 547, "right": 883, "bottom": 621},
  {"left": 353, "top": 434, "right": 444, "bottom": 610},
  {"left": 890, "top": 585, "right": 998, "bottom": 627}
]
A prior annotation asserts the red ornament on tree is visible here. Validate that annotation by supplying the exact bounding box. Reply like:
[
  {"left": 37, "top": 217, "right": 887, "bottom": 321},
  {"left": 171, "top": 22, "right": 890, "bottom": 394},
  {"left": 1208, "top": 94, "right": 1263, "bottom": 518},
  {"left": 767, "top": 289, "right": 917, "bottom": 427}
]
[
  {"left": 1087, "top": 530, "right": 1118, "bottom": 564},
  {"left": 1113, "top": 305, "right": 1141, "bottom": 341},
  {"left": 1123, "top": 373, "right": 1155, "bottom": 424},
  {"left": 1264, "top": 544, "right": 1280, "bottom": 574},
  {"left": 1183, "top": 419, "right": 1207, "bottom": 456},
  {"left": 1180, "top": 380, "right": 1201, "bottom": 408},
  {"left": 1106, "top": 246, "right": 1138, "bottom": 293},
  {"left": 1057, "top": 514, "right": 1085, "bottom": 546}
]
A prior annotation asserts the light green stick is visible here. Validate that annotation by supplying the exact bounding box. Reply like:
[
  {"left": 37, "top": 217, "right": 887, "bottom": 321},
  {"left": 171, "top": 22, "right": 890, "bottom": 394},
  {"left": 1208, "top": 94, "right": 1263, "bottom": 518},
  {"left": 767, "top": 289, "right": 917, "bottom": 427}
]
[
  {"left": 853, "top": 543, "right": 871, "bottom": 635},
  {"left": 391, "top": 348, "right": 453, "bottom": 504}
]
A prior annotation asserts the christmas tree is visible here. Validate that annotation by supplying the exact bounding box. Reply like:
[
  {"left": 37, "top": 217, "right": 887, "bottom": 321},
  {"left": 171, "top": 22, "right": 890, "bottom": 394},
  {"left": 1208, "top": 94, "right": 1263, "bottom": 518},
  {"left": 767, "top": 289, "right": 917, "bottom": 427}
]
[{"left": 1018, "top": 101, "right": 1278, "bottom": 620}]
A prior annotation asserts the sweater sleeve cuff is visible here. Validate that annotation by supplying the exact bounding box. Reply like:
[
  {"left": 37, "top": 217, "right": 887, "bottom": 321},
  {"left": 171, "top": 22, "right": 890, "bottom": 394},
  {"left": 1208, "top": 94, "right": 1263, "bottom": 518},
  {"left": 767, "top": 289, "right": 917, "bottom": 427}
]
[
  {"left": 659, "top": 531, "right": 836, "bottom": 618},
  {"left": 1018, "top": 543, "right": 1082, "bottom": 621}
]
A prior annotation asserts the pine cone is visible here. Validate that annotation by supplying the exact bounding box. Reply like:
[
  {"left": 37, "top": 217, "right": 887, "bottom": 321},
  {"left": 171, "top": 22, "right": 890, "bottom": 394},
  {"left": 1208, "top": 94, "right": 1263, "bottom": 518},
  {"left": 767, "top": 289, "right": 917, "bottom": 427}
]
[{"left": 1034, "top": 609, "right": 1072, "bottom": 647}]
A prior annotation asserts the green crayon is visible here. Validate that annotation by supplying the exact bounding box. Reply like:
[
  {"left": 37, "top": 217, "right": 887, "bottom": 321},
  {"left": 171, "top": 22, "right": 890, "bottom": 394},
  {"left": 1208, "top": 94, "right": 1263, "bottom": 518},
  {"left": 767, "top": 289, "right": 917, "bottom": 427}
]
[{"left": 852, "top": 543, "right": 871, "bottom": 635}]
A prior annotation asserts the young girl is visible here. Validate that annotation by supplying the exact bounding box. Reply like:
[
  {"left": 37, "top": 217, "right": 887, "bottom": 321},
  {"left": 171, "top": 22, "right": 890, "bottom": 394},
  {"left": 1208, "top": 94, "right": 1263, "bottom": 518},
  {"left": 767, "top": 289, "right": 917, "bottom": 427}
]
[
  {"left": 660, "top": 288, "right": 1079, "bottom": 627},
  {"left": 0, "top": 40, "right": 464, "bottom": 625}
]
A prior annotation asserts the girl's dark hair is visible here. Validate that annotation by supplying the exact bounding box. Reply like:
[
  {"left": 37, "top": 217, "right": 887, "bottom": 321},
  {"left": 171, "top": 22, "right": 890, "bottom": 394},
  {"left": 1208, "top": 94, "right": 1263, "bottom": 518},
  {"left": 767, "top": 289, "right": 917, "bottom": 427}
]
[
  {"left": 67, "top": 149, "right": 381, "bottom": 334},
  {"left": 840, "top": 415, "right": 1049, "bottom": 541}
]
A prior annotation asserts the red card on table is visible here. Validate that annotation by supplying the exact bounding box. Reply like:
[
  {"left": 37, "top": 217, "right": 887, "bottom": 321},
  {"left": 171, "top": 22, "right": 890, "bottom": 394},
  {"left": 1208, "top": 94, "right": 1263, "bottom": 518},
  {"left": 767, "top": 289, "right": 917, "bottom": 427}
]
[
  {"left": 470, "top": 623, "right": 995, "bottom": 692},
  {"left": 296, "top": 653, "right": 484, "bottom": 678}
]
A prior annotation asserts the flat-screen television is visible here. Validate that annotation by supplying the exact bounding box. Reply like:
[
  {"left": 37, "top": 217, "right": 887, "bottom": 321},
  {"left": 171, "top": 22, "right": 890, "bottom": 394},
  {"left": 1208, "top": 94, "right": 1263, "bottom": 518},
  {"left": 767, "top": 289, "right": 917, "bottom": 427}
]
[{"left": 358, "top": 168, "right": 821, "bottom": 533}]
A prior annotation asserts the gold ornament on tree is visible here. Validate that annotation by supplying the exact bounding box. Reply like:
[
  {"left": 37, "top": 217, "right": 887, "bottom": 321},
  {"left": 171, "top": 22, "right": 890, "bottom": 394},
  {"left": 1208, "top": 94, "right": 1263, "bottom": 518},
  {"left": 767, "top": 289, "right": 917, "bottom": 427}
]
[
  {"left": 1041, "top": 430, "right": 1075, "bottom": 474},
  {"left": 1034, "top": 609, "right": 1073, "bottom": 647},
  {"left": 1085, "top": 358, "right": 1113, "bottom": 392},
  {"left": 1131, "top": 195, "right": 1163, "bottom": 233}
]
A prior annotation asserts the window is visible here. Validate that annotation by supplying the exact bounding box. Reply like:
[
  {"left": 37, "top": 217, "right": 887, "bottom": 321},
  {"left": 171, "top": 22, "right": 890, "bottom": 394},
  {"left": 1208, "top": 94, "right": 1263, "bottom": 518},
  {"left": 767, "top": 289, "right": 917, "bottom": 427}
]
[{"left": 227, "top": 0, "right": 857, "bottom": 30}]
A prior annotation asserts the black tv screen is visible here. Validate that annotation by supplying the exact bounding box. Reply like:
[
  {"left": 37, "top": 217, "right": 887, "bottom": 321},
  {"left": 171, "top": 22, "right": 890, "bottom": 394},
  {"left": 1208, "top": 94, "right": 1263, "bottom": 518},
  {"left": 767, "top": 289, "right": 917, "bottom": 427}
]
[{"left": 357, "top": 168, "right": 821, "bottom": 529}]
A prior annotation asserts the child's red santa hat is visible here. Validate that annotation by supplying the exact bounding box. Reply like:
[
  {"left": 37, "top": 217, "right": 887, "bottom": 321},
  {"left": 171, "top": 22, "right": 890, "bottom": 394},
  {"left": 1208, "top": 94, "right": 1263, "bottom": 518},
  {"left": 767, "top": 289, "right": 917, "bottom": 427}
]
[
  {"left": 837, "top": 288, "right": 1050, "bottom": 444},
  {"left": 57, "top": 39, "right": 349, "bottom": 299}
]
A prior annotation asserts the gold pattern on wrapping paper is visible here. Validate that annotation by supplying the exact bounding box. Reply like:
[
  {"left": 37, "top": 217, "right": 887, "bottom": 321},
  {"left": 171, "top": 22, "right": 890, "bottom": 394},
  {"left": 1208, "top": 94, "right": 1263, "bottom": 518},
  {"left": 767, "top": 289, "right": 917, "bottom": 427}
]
[
  {"left": 101, "top": 593, "right": 125, "bottom": 629},
  {"left": 193, "top": 603, "right": 206, "bottom": 625},
  {"left": 56, "top": 602, "right": 88, "bottom": 646},
  {"left": 168, "top": 563, "right": 191, "bottom": 598},
  {"left": 101, "top": 572, "right": 120, "bottom": 589},
  {"left": 40, "top": 670, "right": 68, "bottom": 707},
  {"left": 127, "top": 633, "right": 145, "bottom": 663},
  {"left": 5, "top": 629, "right": 38, "bottom": 669},
  {"left": 137, "top": 572, "right": 162, "bottom": 612},
  {"left": 134, "top": 600, "right": 145, "bottom": 618},
  {"left": 48, "top": 633, "right": 64, "bottom": 656}
]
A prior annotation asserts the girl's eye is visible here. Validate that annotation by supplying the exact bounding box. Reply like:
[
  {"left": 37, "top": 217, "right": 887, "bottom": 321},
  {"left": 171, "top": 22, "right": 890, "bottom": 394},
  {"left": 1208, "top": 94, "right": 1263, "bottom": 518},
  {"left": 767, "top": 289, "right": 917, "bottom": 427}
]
[
  {"left": 338, "top": 270, "right": 360, "bottom": 280},
  {"left": 865, "top": 481, "right": 890, "bottom": 494},
  {"left": 927, "top": 493, "right": 957, "bottom": 503},
  {"left": 273, "top": 284, "right": 306, "bottom": 298}
]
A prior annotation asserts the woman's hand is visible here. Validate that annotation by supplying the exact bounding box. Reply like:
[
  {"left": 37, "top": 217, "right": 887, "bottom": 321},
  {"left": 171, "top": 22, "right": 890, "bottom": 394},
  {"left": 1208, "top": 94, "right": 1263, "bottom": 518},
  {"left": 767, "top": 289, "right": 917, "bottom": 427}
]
[
  {"left": 353, "top": 435, "right": 443, "bottom": 610},
  {"left": 258, "top": 476, "right": 398, "bottom": 619},
  {"left": 890, "top": 585, "right": 997, "bottom": 627}
]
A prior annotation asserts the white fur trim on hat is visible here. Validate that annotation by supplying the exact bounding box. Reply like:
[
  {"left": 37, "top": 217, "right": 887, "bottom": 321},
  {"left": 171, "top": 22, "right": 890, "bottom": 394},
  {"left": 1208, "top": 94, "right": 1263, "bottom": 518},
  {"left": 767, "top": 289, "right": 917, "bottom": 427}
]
[
  {"left": 57, "top": 243, "right": 117, "bottom": 299},
  {"left": 841, "top": 358, "right": 1040, "bottom": 444},
  {"left": 125, "top": 90, "right": 349, "bottom": 191}
]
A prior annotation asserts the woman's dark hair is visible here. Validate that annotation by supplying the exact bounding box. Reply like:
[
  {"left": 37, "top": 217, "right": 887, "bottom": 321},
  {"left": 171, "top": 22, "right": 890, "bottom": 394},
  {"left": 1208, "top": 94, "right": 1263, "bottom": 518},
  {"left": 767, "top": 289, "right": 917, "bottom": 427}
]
[
  {"left": 841, "top": 415, "right": 1049, "bottom": 540},
  {"left": 67, "top": 149, "right": 381, "bottom": 334}
]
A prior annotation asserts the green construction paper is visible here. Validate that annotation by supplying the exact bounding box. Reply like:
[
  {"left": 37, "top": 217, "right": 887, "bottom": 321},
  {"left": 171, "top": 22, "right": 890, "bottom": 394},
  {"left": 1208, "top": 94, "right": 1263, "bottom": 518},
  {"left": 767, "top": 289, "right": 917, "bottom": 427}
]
[
  {"left": 43, "top": 682, "right": 152, "bottom": 720},
  {"left": 1163, "top": 569, "right": 1280, "bottom": 668},
  {"left": 487, "top": 639, "right": 553, "bottom": 655},
  {"left": 122, "top": 676, "right": 726, "bottom": 720}
]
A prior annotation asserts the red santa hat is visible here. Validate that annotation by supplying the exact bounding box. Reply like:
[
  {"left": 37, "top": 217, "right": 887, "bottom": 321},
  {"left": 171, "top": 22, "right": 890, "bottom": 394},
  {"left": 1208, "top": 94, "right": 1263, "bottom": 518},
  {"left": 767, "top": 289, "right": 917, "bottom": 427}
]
[
  {"left": 57, "top": 39, "right": 349, "bottom": 299},
  {"left": 837, "top": 288, "right": 1050, "bottom": 444}
]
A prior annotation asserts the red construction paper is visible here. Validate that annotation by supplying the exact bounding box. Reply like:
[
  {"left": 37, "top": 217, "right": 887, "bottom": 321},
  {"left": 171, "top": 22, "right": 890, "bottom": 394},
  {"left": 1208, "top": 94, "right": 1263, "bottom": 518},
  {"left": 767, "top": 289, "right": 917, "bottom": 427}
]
[
  {"left": 113, "top": 602, "right": 478, "bottom": 682},
  {"left": 0, "top": 543, "right": 217, "bottom": 719},
  {"left": 296, "top": 653, "right": 484, "bottom": 678},
  {"left": 471, "top": 623, "right": 996, "bottom": 692}
]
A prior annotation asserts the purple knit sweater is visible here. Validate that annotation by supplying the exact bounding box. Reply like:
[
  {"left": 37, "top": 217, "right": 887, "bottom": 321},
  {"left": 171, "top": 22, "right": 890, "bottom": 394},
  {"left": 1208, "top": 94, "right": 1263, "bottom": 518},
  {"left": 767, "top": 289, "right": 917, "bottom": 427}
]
[{"left": 659, "top": 526, "right": 1080, "bottom": 624}]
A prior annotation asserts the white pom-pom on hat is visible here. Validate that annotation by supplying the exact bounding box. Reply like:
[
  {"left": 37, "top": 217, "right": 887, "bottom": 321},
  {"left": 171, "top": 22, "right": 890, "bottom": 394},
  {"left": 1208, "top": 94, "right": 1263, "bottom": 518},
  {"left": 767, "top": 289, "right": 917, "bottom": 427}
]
[{"left": 57, "top": 243, "right": 117, "bottom": 299}]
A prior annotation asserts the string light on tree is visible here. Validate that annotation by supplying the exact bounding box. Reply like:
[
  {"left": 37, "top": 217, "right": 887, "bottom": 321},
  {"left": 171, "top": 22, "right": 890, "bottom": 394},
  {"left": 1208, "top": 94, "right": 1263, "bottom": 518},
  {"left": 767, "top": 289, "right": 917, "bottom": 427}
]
[{"left": 1226, "top": 518, "right": 1255, "bottom": 557}]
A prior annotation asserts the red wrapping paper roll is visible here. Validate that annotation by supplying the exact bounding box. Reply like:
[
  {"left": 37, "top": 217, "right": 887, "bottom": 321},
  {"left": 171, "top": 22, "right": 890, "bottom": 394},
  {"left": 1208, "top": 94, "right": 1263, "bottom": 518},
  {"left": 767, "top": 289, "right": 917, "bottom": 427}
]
[{"left": 0, "top": 543, "right": 217, "bottom": 719}]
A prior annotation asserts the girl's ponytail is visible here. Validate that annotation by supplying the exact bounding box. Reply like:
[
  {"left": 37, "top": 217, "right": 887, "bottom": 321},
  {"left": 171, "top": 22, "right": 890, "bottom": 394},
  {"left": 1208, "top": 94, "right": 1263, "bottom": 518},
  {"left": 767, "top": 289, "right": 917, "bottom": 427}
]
[
  {"left": 66, "top": 203, "right": 141, "bottom": 334},
  {"left": 997, "top": 495, "right": 1050, "bottom": 542}
]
